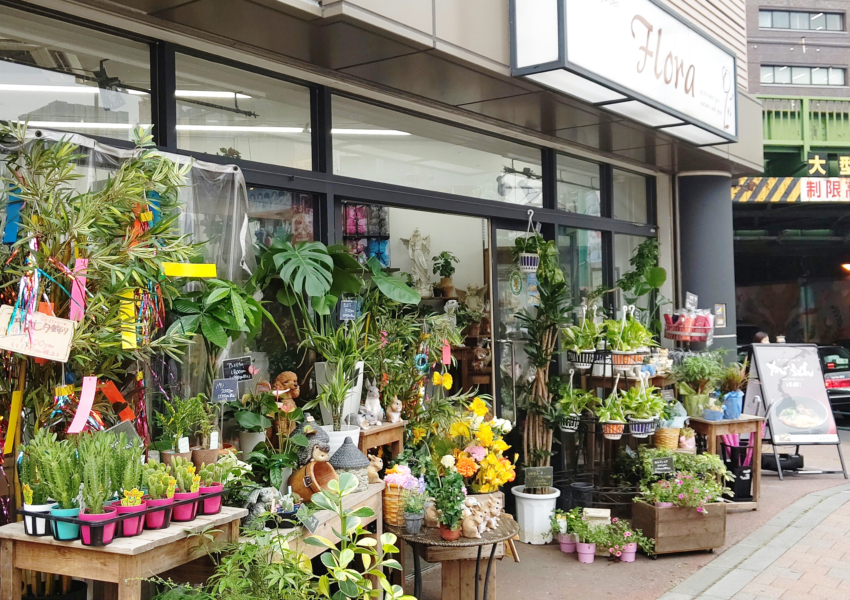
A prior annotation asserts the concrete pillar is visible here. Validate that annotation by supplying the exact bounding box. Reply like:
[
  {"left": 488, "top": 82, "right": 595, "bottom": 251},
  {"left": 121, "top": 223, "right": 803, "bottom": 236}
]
[{"left": 677, "top": 173, "right": 738, "bottom": 354}]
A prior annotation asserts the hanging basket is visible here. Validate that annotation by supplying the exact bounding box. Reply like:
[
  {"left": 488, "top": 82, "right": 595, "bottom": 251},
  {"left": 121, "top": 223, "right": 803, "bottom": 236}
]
[
  {"left": 566, "top": 350, "right": 597, "bottom": 370},
  {"left": 600, "top": 422, "right": 625, "bottom": 441},
  {"left": 627, "top": 417, "right": 658, "bottom": 439},
  {"left": 559, "top": 414, "right": 581, "bottom": 433},
  {"left": 518, "top": 252, "right": 539, "bottom": 274}
]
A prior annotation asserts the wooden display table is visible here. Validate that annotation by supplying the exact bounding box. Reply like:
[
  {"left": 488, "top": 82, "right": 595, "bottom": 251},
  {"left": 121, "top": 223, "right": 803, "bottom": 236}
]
[
  {"left": 688, "top": 414, "right": 765, "bottom": 512},
  {"left": 0, "top": 506, "right": 247, "bottom": 600},
  {"left": 390, "top": 516, "right": 519, "bottom": 600},
  {"left": 358, "top": 421, "right": 405, "bottom": 459}
]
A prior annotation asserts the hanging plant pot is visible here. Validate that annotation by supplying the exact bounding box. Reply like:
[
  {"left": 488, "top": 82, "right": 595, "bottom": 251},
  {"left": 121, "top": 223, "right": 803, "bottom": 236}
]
[
  {"left": 559, "top": 414, "right": 581, "bottom": 433},
  {"left": 566, "top": 350, "right": 596, "bottom": 370},
  {"left": 517, "top": 252, "right": 539, "bottom": 273},
  {"left": 601, "top": 422, "right": 625, "bottom": 441},
  {"left": 628, "top": 417, "right": 658, "bottom": 439}
]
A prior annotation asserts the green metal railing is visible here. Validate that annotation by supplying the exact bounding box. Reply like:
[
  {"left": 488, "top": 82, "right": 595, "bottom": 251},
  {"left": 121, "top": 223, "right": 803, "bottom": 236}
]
[{"left": 760, "top": 95, "right": 850, "bottom": 157}]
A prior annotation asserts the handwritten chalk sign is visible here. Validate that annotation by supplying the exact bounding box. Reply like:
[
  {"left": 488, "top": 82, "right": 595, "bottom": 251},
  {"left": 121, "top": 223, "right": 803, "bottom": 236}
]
[
  {"left": 524, "top": 466, "right": 554, "bottom": 489},
  {"left": 222, "top": 356, "right": 253, "bottom": 382},
  {"left": 339, "top": 300, "right": 357, "bottom": 321},
  {"left": 0, "top": 305, "right": 75, "bottom": 363},
  {"left": 297, "top": 505, "right": 319, "bottom": 533},
  {"left": 212, "top": 379, "right": 239, "bottom": 403},
  {"left": 652, "top": 457, "right": 676, "bottom": 475}
]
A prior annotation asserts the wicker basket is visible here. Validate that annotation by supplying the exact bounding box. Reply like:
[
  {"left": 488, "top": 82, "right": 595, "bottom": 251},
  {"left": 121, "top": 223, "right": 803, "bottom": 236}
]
[
  {"left": 655, "top": 428, "right": 680, "bottom": 450},
  {"left": 383, "top": 483, "right": 405, "bottom": 526}
]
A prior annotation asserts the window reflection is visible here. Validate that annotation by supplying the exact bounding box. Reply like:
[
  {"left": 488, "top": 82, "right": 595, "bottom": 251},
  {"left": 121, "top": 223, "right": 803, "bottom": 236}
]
[
  {"left": 613, "top": 169, "right": 649, "bottom": 224},
  {"left": 557, "top": 155, "right": 601, "bottom": 215},
  {"left": 247, "top": 187, "right": 314, "bottom": 246}
]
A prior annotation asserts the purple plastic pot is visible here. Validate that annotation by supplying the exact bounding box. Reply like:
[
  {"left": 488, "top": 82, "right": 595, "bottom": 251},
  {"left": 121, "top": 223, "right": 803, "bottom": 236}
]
[
  {"left": 558, "top": 533, "right": 576, "bottom": 553},
  {"left": 620, "top": 542, "right": 637, "bottom": 562},
  {"left": 576, "top": 542, "right": 596, "bottom": 563}
]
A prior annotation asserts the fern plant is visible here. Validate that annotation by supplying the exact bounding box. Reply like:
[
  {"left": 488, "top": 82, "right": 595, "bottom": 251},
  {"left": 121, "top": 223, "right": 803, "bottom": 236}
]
[
  {"left": 37, "top": 436, "right": 81, "bottom": 510},
  {"left": 171, "top": 456, "right": 200, "bottom": 494}
]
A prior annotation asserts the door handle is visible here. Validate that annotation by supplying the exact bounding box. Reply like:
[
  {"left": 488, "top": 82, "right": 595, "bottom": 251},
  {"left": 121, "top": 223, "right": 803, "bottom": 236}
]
[{"left": 497, "top": 338, "right": 517, "bottom": 426}]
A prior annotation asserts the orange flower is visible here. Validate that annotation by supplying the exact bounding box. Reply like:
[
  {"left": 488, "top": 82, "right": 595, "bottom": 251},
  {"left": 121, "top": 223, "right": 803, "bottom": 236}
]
[{"left": 456, "top": 455, "right": 479, "bottom": 478}]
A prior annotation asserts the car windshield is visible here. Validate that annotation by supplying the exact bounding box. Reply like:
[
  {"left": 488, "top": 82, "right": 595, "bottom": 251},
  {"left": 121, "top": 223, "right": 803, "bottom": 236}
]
[{"left": 819, "top": 347, "right": 850, "bottom": 372}]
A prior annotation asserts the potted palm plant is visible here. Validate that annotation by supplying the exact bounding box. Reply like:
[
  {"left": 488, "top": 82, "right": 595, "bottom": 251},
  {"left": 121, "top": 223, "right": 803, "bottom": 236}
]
[
  {"left": 78, "top": 432, "right": 118, "bottom": 546},
  {"left": 109, "top": 433, "right": 146, "bottom": 537},
  {"left": 305, "top": 360, "right": 360, "bottom": 455}
]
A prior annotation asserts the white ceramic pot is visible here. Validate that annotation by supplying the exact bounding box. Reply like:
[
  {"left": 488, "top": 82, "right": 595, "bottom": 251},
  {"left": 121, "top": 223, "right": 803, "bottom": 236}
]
[
  {"left": 239, "top": 431, "right": 267, "bottom": 454},
  {"left": 510, "top": 485, "right": 561, "bottom": 545},
  {"left": 23, "top": 502, "right": 52, "bottom": 535},
  {"left": 320, "top": 424, "right": 361, "bottom": 458},
  {"left": 315, "top": 361, "right": 365, "bottom": 427}
]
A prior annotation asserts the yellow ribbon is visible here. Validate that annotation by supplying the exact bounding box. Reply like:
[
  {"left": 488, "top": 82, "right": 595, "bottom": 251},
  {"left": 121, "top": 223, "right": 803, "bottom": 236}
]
[
  {"left": 3, "top": 391, "right": 22, "bottom": 455},
  {"left": 162, "top": 263, "right": 217, "bottom": 278},
  {"left": 432, "top": 372, "right": 453, "bottom": 390}
]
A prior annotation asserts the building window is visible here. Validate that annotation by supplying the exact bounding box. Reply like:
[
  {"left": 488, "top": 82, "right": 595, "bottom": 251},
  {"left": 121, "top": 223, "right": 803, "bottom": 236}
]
[
  {"left": 614, "top": 234, "right": 655, "bottom": 314},
  {"left": 175, "top": 54, "right": 312, "bottom": 168},
  {"left": 613, "top": 169, "right": 650, "bottom": 224},
  {"left": 759, "top": 10, "right": 844, "bottom": 31},
  {"left": 0, "top": 5, "right": 151, "bottom": 141},
  {"left": 557, "top": 226, "right": 604, "bottom": 314},
  {"left": 332, "top": 96, "right": 542, "bottom": 205},
  {"left": 556, "top": 155, "right": 601, "bottom": 215},
  {"left": 760, "top": 66, "right": 846, "bottom": 87}
]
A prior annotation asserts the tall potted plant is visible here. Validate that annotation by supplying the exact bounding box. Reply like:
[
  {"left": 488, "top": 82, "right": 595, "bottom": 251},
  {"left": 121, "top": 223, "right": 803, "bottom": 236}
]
[
  {"left": 20, "top": 429, "right": 53, "bottom": 535},
  {"left": 78, "top": 432, "right": 118, "bottom": 546},
  {"left": 155, "top": 395, "right": 205, "bottom": 466},
  {"left": 109, "top": 433, "right": 146, "bottom": 537},
  {"left": 432, "top": 466, "right": 464, "bottom": 541},
  {"left": 232, "top": 383, "right": 277, "bottom": 453},
  {"left": 191, "top": 396, "right": 221, "bottom": 469},
  {"left": 38, "top": 436, "right": 82, "bottom": 541},
  {"left": 432, "top": 251, "right": 459, "bottom": 298}
]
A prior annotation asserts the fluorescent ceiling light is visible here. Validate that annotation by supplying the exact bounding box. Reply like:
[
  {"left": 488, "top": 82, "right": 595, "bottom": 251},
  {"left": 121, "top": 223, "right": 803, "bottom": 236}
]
[
  {"left": 661, "top": 124, "right": 727, "bottom": 145},
  {"left": 26, "top": 121, "right": 138, "bottom": 130},
  {"left": 176, "top": 91, "right": 251, "bottom": 99},
  {"left": 525, "top": 70, "right": 626, "bottom": 104},
  {"left": 0, "top": 84, "right": 250, "bottom": 98},
  {"left": 604, "top": 100, "right": 684, "bottom": 127},
  {"left": 177, "top": 125, "right": 303, "bottom": 133},
  {"left": 331, "top": 129, "right": 410, "bottom": 136}
]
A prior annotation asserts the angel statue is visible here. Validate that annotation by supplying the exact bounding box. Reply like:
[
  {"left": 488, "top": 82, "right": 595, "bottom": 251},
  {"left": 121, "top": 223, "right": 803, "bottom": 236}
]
[{"left": 401, "top": 228, "right": 431, "bottom": 299}]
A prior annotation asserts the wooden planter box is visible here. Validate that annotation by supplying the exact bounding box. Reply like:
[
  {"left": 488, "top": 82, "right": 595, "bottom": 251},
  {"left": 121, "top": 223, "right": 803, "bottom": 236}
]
[{"left": 631, "top": 501, "right": 726, "bottom": 555}]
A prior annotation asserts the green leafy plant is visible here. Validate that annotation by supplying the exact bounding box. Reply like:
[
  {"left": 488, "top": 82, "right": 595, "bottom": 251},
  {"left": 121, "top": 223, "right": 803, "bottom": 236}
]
[
  {"left": 110, "top": 433, "right": 145, "bottom": 496},
  {"left": 673, "top": 351, "right": 726, "bottom": 396},
  {"left": 602, "top": 518, "right": 655, "bottom": 557},
  {"left": 638, "top": 447, "right": 731, "bottom": 484},
  {"left": 20, "top": 429, "right": 52, "bottom": 505},
  {"left": 432, "top": 251, "right": 459, "bottom": 279},
  {"left": 143, "top": 461, "right": 176, "bottom": 500},
  {"left": 553, "top": 381, "right": 595, "bottom": 418},
  {"left": 155, "top": 395, "right": 206, "bottom": 451},
  {"left": 307, "top": 359, "right": 354, "bottom": 431},
  {"left": 246, "top": 444, "right": 304, "bottom": 490},
  {"left": 36, "top": 435, "right": 82, "bottom": 510},
  {"left": 638, "top": 471, "right": 728, "bottom": 513},
  {"left": 232, "top": 385, "right": 277, "bottom": 433},
  {"left": 171, "top": 456, "right": 200, "bottom": 493},
  {"left": 432, "top": 469, "right": 465, "bottom": 531},
  {"left": 719, "top": 360, "right": 749, "bottom": 394},
  {"left": 604, "top": 317, "right": 655, "bottom": 352},
  {"left": 620, "top": 385, "right": 664, "bottom": 420},
  {"left": 199, "top": 462, "right": 226, "bottom": 486},
  {"left": 79, "top": 432, "right": 115, "bottom": 515},
  {"left": 616, "top": 238, "right": 670, "bottom": 336},
  {"left": 511, "top": 233, "right": 544, "bottom": 263},
  {"left": 561, "top": 320, "right": 602, "bottom": 353},
  {"left": 594, "top": 392, "right": 626, "bottom": 423},
  {"left": 401, "top": 488, "right": 426, "bottom": 514},
  {"left": 305, "top": 473, "right": 412, "bottom": 600}
]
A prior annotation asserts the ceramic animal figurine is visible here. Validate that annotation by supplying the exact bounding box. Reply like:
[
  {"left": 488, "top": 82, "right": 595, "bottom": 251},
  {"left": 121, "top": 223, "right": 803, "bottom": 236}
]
[
  {"left": 424, "top": 500, "right": 440, "bottom": 528},
  {"left": 444, "top": 299, "right": 459, "bottom": 327},
  {"left": 367, "top": 454, "right": 383, "bottom": 484},
  {"left": 364, "top": 379, "right": 384, "bottom": 423},
  {"left": 485, "top": 495, "right": 503, "bottom": 531},
  {"left": 461, "top": 496, "right": 480, "bottom": 518},
  {"left": 244, "top": 487, "right": 284, "bottom": 530},
  {"left": 461, "top": 511, "right": 484, "bottom": 539},
  {"left": 386, "top": 396, "right": 403, "bottom": 423},
  {"left": 344, "top": 412, "right": 365, "bottom": 428},
  {"left": 294, "top": 414, "right": 331, "bottom": 467}
]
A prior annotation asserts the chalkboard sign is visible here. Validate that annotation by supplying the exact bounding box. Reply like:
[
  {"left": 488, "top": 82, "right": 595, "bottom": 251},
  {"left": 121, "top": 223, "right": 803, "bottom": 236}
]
[
  {"left": 524, "top": 466, "right": 553, "bottom": 489},
  {"left": 339, "top": 300, "right": 358, "bottom": 321},
  {"left": 222, "top": 356, "right": 253, "bottom": 382},
  {"left": 297, "top": 505, "right": 319, "bottom": 533},
  {"left": 212, "top": 379, "right": 239, "bottom": 403},
  {"left": 661, "top": 389, "right": 675, "bottom": 402},
  {"left": 651, "top": 457, "right": 675, "bottom": 475},
  {"left": 685, "top": 292, "right": 698, "bottom": 310}
]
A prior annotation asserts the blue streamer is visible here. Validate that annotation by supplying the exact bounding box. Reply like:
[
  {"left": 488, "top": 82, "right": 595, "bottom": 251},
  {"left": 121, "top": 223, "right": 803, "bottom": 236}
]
[{"left": 3, "top": 187, "right": 22, "bottom": 244}]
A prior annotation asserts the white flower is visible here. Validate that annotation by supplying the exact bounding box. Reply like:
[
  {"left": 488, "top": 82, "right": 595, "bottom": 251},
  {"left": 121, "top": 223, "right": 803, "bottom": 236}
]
[
  {"left": 472, "top": 415, "right": 485, "bottom": 428},
  {"left": 440, "top": 455, "right": 456, "bottom": 468},
  {"left": 490, "top": 418, "right": 512, "bottom": 434}
]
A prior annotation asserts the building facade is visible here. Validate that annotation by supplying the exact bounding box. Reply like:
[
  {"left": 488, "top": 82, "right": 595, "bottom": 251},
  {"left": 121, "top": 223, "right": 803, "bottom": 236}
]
[{"left": 0, "top": 0, "right": 762, "bottom": 389}]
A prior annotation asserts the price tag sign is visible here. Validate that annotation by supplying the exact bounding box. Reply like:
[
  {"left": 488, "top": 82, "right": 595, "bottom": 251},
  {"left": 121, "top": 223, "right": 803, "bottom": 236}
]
[
  {"left": 523, "top": 466, "right": 554, "bottom": 489},
  {"left": 339, "top": 300, "right": 358, "bottom": 321},
  {"left": 661, "top": 389, "right": 675, "bottom": 402},
  {"left": 685, "top": 292, "right": 698, "bottom": 310},
  {"left": 212, "top": 379, "right": 239, "bottom": 403},
  {"left": 651, "top": 457, "right": 675, "bottom": 475},
  {"left": 210, "top": 432, "right": 219, "bottom": 450},
  {"left": 177, "top": 437, "right": 190, "bottom": 454},
  {"left": 297, "top": 505, "right": 319, "bottom": 533},
  {"left": 222, "top": 356, "right": 253, "bottom": 382}
]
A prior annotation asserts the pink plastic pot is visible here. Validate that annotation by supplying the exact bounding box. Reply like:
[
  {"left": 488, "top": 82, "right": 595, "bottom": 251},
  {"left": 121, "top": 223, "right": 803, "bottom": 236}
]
[
  {"left": 110, "top": 501, "right": 147, "bottom": 537},
  {"left": 655, "top": 501, "right": 674, "bottom": 508},
  {"left": 80, "top": 506, "right": 118, "bottom": 546},
  {"left": 576, "top": 542, "right": 596, "bottom": 563},
  {"left": 172, "top": 491, "right": 200, "bottom": 522},
  {"left": 144, "top": 497, "right": 174, "bottom": 530},
  {"left": 199, "top": 484, "right": 223, "bottom": 515},
  {"left": 620, "top": 542, "right": 637, "bottom": 562},
  {"left": 558, "top": 533, "right": 576, "bottom": 553}
]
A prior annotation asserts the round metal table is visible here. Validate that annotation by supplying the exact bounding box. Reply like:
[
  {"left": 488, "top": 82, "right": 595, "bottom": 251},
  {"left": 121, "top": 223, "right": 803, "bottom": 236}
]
[{"left": 389, "top": 516, "right": 519, "bottom": 600}]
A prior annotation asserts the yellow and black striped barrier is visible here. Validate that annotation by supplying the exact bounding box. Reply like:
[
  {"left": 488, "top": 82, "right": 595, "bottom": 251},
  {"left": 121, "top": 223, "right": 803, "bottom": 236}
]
[{"left": 731, "top": 177, "right": 800, "bottom": 203}]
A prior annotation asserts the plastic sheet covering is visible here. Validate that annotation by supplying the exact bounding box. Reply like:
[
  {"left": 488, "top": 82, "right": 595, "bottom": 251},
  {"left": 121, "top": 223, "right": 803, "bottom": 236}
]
[{"left": 0, "top": 127, "right": 255, "bottom": 400}]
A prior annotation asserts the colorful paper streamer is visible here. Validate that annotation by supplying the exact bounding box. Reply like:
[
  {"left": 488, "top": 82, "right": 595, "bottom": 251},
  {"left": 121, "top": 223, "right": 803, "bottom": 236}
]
[
  {"left": 2, "top": 189, "right": 22, "bottom": 244},
  {"left": 67, "top": 377, "right": 97, "bottom": 434},
  {"left": 442, "top": 342, "right": 451, "bottom": 365},
  {"left": 162, "top": 263, "right": 217, "bottom": 278},
  {"left": 100, "top": 380, "right": 135, "bottom": 422},
  {"left": 3, "top": 391, "right": 22, "bottom": 455},
  {"left": 34, "top": 302, "right": 54, "bottom": 365},
  {"left": 120, "top": 289, "right": 137, "bottom": 350},
  {"left": 69, "top": 258, "right": 88, "bottom": 322}
]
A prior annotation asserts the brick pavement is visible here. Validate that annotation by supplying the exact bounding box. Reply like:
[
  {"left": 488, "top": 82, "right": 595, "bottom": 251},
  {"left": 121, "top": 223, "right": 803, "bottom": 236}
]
[{"left": 660, "top": 484, "right": 850, "bottom": 600}]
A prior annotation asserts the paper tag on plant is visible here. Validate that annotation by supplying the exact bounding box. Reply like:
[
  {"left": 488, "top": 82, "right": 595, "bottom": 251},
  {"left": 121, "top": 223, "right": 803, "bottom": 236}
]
[
  {"left": 442, "top": 342, "right": 451, "bottom": 365},
  {"left": 178, "top": 437, "right": 190, "bottom": 454},
  {"left": 210, "top": 432, "right": 219, "bottom": 450},
  {"left": 149, "top": 450, "right": 161, "bottom": 463}
]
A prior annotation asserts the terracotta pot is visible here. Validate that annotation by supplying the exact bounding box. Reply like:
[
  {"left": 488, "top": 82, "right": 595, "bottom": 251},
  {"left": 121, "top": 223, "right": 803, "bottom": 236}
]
[
  {"left": 192, "top": 448, "right": 221, "bottom": 470},
  {"left": 161, "top": 450, "right": 192, "bottom": 468},
  {"left": 440, "top": 277, "right": 456, "bottom": 299},
  {"left": 439, "top": 523, "right": 461, "bottom": 541},
  {"left": 466, "top": 322, "right": 481, "bottom": 337},
  {"left": 290, "top": 461, "right": 338, "bottom": 503},
  {"left": 80, "top": 506, "right": 118, "bottom": 546}
]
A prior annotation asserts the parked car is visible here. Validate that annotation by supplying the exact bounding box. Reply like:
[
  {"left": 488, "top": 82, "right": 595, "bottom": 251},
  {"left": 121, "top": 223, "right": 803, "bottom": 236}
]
[{"left": 818, "top": 346, "right": 850, "bottom": 418}]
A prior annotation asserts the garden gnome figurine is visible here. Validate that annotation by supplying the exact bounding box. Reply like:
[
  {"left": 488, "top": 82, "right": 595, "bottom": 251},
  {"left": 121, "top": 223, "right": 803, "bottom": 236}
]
[{"left": 401, "top": 228, "right": 431, "bottom": 299}]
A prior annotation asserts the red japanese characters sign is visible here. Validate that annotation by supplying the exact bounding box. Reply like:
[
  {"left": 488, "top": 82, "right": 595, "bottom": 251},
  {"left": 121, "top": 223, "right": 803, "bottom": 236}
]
[{"left": 800, "top": 178, "right": 850, "bottom": 202}]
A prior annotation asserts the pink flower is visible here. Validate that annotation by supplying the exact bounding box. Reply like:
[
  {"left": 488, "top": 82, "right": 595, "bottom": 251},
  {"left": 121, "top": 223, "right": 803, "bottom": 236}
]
[
  {"left": 624, "top": 532, "right": 632, "bottom": 538},
  {"left": 582, "top": 517, "right": 586, "bottom": 521},
  {"left": 612, "top": 517, "right": 618, "bottom": 523},
  {"left": 465, "top": 445, "right": 487, "bottom": 462},
  {"left": 609, "top": 548, "right": 615, "bottom": 554},
  {"left": 696, "top": 507, "right": 704, "bottom": 513},
  {"left": 616, "top": 551, "right": 622, "bottom": 557},
  {"left": 462, "top": 486, "right": 468, "bottom": 496},
  {"left": 676, "top": 480, "right": 682, "bottom": 485}
]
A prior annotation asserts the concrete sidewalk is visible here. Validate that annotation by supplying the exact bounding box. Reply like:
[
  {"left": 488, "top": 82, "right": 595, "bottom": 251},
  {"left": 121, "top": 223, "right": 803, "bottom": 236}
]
[{"left": 660, "top": 483, "right": 850, "bottom": 600}]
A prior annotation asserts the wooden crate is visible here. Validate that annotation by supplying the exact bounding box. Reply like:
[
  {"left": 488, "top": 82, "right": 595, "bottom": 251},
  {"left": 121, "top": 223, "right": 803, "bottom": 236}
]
[{"left": 631, "top": 501, "right": 726, "bottom": 555}]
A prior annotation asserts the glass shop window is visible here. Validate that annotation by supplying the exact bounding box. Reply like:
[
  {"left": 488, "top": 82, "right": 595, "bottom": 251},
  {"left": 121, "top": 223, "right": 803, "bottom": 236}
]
[
  {"left": 557, "top": 154, "right": 602, "bottom": 216},
  {"left": 613, "top": 169, "right": 650, "bottom": 224}
]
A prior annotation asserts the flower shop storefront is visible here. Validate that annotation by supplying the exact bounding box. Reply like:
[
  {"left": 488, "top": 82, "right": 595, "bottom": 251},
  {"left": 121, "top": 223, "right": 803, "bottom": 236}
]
[{"left": 0, "top": 0, "right": 768, "bottom": 598}]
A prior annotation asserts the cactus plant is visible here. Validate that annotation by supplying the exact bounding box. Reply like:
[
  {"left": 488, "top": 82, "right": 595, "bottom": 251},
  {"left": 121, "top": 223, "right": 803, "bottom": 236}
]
[
  {"left": 36, "top": 436, "right": 82, "bottom": 510},
  {"left": 171, "top": 456, "right": 200, "bottom": 493},
  {"left": 79, "top": 432, "right": 115, "bottom": 515},
  {"left": 198, "top": 462, "right": 225, "bottom": 487},
  {"left": 20, "top": 429, "right": 52, "bottom": 505},
  {"left": 143, "top": 461, "right": 175, "bottom": 500},
  {"left": 110, "top": 434, "right": 144, "bottom": 500}
]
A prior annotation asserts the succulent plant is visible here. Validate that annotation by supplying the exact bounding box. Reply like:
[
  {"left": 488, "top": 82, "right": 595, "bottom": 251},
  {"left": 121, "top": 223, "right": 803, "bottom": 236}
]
[
  {"left": 171, "top": 456, "right": 200, "bottom": 494},
  {"left": 142, "top": 460, "right": 175, "bottom": 500}
]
